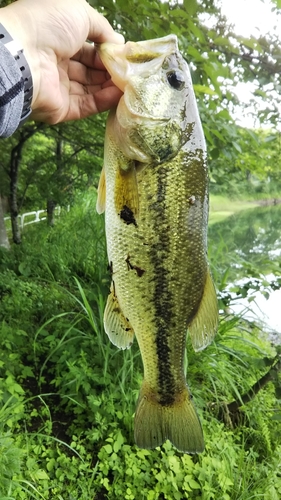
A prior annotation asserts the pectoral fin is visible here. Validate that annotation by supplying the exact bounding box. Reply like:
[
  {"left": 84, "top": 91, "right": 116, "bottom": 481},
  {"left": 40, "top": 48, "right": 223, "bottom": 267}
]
[
  {"left": 188, "top": 269, "right": 218, "bottom": 352},
  {"left": 96, "top": 166, "right": 106, "bottom": 214},
  {"left": 104, "top": 283, "right": 135, "bottom": 349},
  {"left": 115, "top": 160, "right": 139, "bottom": 219}
]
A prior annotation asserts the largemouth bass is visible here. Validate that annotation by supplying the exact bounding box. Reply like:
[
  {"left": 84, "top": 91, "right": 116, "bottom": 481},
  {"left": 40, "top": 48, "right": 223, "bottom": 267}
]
[{"left": 96, "top": 35, "right": 218, "bottom": 453}]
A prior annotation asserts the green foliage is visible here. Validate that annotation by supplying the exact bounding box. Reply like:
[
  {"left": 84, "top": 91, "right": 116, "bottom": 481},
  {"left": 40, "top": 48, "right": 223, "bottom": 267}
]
[
  {"left": 0, "top": 434, "right": 22, "bottom": 497},
  {"left": 1, "top": 0, "right": 281, "bottom": 214},
  {"left": 1, "top": 195, "right": 281, "bottom": 498},
  {"left": 1, "top": 0, "right": 281, "bottom": 497},
  {"left": 209, "top": 128, "right": 281, "bottom": 197}
]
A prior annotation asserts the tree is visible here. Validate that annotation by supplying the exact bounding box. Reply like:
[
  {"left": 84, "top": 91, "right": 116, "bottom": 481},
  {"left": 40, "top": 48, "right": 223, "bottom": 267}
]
[
  {"left": 2, "top": 0, "right": 281, "bottom": 242},
  {"left": 8, "top": 125, "right": 44, "bottom": 243},
  {"left": 0, "top": 196, "right": 9, "bottom": 249},
  {"left": 209, "top": 127, "right": 281, "bottom": 196},
  {"left": 0, "top": 112, "right": 106, "bottom": 239}
]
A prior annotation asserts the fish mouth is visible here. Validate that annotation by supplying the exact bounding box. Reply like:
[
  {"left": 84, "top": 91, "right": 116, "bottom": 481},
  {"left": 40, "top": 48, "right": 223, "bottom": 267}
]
[{"left": 96, "top": 35, "right": 179, "bottom": 93}]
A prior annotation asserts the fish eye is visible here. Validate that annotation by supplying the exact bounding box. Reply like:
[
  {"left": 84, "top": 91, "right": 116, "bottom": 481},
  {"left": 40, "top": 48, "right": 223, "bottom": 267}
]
[{"left": 166, "top": 70, "right": 185, "bottom": 90}]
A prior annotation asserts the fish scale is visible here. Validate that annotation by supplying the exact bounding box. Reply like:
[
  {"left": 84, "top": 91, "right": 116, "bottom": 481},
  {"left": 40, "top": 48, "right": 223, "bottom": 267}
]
[{"left": 96, "top": 35, "right": 218, "bottom": 453}]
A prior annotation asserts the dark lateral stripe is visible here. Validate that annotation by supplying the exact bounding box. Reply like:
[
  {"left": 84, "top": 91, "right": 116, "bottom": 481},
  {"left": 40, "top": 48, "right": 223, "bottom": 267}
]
[
  {"left": 149, "top": 165, "right": 176, "bottom": 406},
  {"left": 0, "top": 79, "right": 24, "bottom": 108}
]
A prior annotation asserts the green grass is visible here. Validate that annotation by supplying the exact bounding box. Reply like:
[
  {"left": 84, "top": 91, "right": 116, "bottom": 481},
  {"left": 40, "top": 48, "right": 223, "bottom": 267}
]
[{"left": 1, "top": 193, "right": 281, "bottom": 499}]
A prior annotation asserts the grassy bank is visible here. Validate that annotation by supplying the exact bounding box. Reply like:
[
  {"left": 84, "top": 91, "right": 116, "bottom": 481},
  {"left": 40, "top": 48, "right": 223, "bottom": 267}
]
[
  {"left": 0, "top": 195, "right": 281, "bottom": 499},
  {"left": 209, "top": 193, "right": 281, "bottom": 224},
  {"left": 209, "top": 195, "right": 259, "bottom": 224}
]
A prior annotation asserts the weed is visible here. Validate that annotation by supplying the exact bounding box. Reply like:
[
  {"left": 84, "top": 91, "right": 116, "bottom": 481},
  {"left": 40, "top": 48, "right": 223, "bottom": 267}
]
[{"left": 1, "top": 194, "right": 281, "bottom": 498}]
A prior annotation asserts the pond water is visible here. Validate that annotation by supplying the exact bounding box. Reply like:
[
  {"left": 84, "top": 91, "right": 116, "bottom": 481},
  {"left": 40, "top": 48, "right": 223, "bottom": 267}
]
[{"left": 208, "top": 204, "right": 281, "bottom": 339}]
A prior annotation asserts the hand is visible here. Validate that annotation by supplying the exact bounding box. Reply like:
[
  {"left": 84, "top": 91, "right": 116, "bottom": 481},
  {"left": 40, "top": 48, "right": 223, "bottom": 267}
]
[{"left": 0, "top": 0, "right": 124, "bottom": 123}]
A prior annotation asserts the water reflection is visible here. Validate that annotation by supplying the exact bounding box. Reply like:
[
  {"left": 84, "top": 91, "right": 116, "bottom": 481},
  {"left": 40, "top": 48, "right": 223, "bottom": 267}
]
[
  {"left": 231, "top": 278, "right": 281, "bottom": 342},
  {"left": 209, "top": 205, "right": 281, "bottom": 334}
]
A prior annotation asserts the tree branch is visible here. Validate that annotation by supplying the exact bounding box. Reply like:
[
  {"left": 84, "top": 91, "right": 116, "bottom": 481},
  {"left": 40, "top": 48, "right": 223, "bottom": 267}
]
[{"left": 210, "top": 355, "right": 281, "bottom": 427}]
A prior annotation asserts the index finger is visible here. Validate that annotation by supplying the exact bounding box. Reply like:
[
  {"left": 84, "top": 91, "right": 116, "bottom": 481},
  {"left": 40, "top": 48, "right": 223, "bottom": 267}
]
[{"left": 72, "top": 42, "right": 107, "bottom": 71}]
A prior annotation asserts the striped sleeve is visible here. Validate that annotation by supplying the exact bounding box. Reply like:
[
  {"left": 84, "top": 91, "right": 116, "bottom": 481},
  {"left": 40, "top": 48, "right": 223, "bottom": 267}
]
[{"left": 0, "top": 42, "right": 24, "bottom": 138}]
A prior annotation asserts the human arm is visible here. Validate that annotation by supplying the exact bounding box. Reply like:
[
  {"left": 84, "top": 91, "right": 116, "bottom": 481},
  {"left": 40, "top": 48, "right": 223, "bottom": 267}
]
[
  {"left": 0, "top": 0, "right": 124, "bottom": 137},
  {"left": 0, "top": 40, "right": 25, "bottom": 137}
]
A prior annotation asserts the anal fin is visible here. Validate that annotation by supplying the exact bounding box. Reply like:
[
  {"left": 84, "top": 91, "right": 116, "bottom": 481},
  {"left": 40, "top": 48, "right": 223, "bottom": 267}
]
[
  {"left": 104, "top": 283, "right": 134, "bottom": 349},
  {"left": 188, "top": 269, "right": 218, "bottom": 352}
]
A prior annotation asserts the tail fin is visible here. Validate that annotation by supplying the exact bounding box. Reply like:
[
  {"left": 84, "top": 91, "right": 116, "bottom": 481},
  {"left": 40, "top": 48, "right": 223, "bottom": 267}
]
[{"left": 134, "top": 382, "right": 204, "bottom": 453}]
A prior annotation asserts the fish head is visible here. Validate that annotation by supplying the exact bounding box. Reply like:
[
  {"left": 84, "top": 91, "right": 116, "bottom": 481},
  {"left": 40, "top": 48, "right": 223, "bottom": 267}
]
[{"left": 98, "top": 35, "right": 202, "bottom": 164}]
